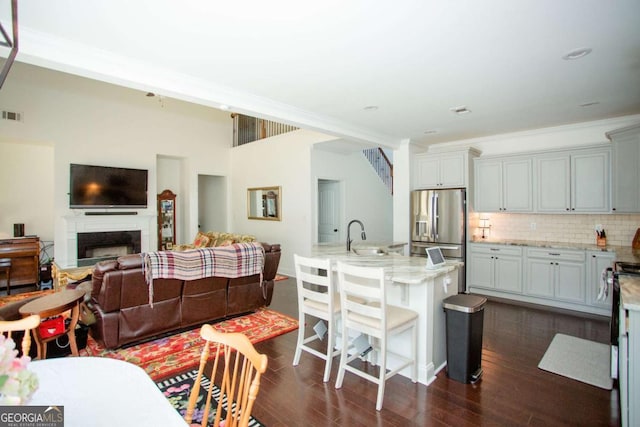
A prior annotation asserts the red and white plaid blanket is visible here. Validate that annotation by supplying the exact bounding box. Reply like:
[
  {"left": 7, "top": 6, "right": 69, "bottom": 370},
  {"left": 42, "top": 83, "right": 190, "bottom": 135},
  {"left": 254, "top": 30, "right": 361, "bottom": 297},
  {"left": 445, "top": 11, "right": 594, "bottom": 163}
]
[{"left": 142, "top": 242, "right": 265, "bottom": 305}]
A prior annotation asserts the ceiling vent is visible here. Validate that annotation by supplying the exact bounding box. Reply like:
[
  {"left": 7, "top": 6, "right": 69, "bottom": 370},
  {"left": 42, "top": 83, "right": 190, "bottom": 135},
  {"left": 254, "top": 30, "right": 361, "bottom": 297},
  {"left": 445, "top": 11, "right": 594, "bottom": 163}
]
[
  {"left": 2, "top": 110, "right": 22, "bottom": 122},
  {"left": 450, "top": 106, "right": 471, "bottom": 115}
]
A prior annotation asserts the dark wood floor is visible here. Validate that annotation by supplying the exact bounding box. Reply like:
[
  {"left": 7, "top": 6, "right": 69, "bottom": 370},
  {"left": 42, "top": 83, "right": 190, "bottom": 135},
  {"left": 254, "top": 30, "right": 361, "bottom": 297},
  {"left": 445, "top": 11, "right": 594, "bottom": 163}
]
[{"left": 251, "top": 277, "right": 619, "bottom": 426}]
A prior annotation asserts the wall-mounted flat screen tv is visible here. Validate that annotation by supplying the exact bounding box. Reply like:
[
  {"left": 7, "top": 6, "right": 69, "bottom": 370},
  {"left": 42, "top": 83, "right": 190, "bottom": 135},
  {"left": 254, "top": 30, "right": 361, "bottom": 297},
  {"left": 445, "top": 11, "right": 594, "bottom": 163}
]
[{"left": 69, "top": 163, "right": 148, "bottom": 208}]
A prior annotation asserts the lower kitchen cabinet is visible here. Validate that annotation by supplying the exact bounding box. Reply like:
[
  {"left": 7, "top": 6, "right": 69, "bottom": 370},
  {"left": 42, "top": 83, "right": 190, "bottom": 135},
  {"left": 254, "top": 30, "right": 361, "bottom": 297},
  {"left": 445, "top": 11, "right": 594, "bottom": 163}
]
[
  {"left": 468, "top": 243, "right": 611, "bottom": 316},
  {"left": 525, "top": 248, "right": 585, "bottom": 304},
  {"left": 587, "top": 250, "right": 616, "bottom": 309},
  {"left": 468, "top": 244, "right": 522, "bottom": 293}
]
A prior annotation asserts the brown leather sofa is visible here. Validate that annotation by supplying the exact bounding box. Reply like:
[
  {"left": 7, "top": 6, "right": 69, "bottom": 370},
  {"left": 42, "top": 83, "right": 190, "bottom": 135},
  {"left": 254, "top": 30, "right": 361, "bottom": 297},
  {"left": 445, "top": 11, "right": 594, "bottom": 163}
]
[{"left": 88, "top": 243, "right": 281, "bottom": 349}]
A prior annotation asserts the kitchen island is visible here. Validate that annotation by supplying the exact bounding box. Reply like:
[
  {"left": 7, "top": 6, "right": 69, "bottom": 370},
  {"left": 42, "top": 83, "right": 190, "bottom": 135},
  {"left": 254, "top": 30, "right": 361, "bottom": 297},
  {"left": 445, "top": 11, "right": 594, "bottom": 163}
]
[{"left": 311, "top": 244, "right": 463, "bottom": 385}]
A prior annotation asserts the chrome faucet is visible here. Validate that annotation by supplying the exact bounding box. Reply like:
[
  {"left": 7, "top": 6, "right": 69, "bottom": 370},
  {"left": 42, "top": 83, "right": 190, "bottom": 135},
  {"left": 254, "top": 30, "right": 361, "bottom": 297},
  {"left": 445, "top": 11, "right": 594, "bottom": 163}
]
[{"left": 347, "top": 219, "right": 367, "bottom": 252}]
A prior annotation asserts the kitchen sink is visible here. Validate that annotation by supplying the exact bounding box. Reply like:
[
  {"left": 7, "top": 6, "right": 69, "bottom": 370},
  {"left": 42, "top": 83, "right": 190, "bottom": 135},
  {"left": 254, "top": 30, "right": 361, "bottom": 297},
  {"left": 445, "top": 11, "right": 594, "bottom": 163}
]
[{"left": 352, "top": 247, "right": 387, "bottom": 256}]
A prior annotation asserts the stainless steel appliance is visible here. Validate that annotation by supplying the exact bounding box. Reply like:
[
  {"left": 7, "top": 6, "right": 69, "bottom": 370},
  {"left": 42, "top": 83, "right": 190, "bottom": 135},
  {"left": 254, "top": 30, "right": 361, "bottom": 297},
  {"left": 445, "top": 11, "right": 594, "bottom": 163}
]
[{"left": 410, "top": 188, "right": 466, "bottom": 292}]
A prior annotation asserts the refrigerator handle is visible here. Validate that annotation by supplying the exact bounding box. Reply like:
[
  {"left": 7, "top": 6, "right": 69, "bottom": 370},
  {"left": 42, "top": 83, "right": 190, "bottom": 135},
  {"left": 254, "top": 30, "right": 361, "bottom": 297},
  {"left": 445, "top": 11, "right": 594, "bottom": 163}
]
[
  {"left": 433, "top": 192, "right": 439, "bottom": 239},
  {"left": 429, "top": 194, "right": 435, "bottom": 239}
]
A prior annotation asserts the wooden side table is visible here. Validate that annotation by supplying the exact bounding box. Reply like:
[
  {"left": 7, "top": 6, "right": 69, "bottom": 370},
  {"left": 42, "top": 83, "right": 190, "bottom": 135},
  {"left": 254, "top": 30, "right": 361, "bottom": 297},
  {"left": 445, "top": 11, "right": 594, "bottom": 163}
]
[{"left": 19, "top": 289, "right": 86, "bottom": 359}]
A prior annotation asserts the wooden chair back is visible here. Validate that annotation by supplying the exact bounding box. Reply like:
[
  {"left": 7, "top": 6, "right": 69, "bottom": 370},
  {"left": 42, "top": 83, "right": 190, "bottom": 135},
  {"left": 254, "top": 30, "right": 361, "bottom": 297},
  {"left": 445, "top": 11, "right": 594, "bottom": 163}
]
[
  {"left": 0, "top": 314, "right": 41, "bottom": 356},
  {"left": 184, "top": 325, "right": 268, "bottom": 427}
]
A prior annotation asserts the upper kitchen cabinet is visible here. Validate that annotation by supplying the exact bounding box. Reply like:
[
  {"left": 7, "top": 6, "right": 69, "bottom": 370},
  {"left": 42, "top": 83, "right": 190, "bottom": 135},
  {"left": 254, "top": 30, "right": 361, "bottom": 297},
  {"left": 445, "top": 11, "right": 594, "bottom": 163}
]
[
  {"left": 607, "top": 123, "right": 640, "bottom": 213},
  {"left": 413, "top": 148, "right": 479, "bottom": 189},
  {"left": 474, "top": 156, "right": 533, "bottom": 212},
  {"left": 535, "top": 147, "right": 610, "bottom": 213}
]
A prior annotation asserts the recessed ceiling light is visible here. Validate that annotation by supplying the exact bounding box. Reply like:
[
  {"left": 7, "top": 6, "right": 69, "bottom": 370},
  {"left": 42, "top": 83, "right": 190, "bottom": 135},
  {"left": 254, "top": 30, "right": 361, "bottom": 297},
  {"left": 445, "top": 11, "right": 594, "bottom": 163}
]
[
  {"left": 579, "top": 101, "right": 600, "bottom": 107},
  {"left": 219, "top": 104, "right": 230, "bottom": 110},
  {"left": 562, "top": 47, "right": 592, "bottom": 60},
  {"left": 450, "top": 106, "right": 471, "bottom": 115},
  {"left": 363, "top": 105, "right": 379, "bottom": 111}
]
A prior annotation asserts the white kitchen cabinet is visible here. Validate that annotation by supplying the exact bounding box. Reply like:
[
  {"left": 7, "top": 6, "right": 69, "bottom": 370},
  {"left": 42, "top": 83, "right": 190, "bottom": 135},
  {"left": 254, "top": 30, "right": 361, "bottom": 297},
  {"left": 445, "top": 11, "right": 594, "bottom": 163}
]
[
  {"left": 535, "top": 147, "right": 610, "bottom": 213},
  {"left": 474, "top": 156, "right": 532, "bottom": 212},
  {"left": 622, "top": 306, "right": 640, "bottom": 427},
  {"left": 470, "top": 243, "right": 611, "bottom": 315},
  {"left": 607, "top": 123, "right": 640, "bottom": 213},
  {"left": 525, "top": 248, "right": 585, "bottom": 304},
  {"left": 586, "top": 250, "right": 616, "bottom": 309},
  {"left": 413, "top": 149, "right": 479, "bottom": 189},
  {"left": 468, "top": 244, "right": 522, "bottom": 293}
]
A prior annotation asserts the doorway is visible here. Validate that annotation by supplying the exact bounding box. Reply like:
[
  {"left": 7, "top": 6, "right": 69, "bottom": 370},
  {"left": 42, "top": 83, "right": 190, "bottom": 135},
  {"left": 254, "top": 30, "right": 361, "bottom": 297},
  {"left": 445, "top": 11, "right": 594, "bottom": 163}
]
[
  {"left": 198, "top": 175, "right": 227, "bottom": 233},
  {"left": 317, "top": 179, "right": 342, "bottom": 243}
]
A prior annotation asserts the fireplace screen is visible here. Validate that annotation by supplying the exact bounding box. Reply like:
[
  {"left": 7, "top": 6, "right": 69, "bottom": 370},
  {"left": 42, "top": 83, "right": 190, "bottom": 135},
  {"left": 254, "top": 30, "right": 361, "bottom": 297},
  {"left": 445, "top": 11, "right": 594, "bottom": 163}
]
[{"left": 77, "top": 231, "right": 142, "bottom": 266}]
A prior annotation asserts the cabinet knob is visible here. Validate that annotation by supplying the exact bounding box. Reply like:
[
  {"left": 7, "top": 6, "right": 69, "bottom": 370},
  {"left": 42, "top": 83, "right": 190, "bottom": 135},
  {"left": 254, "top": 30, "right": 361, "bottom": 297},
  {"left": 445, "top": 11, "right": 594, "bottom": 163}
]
[{"left": 566, "top": 208, "right": 570, "bottom": 211}]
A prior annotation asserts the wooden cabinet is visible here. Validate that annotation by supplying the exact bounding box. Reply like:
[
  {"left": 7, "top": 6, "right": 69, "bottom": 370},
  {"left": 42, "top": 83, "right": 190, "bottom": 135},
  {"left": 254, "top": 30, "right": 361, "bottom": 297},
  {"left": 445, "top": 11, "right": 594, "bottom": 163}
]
[
  {"left": 468, "top": 244, "right": 522, "bottom": 293},
  {"left": 607, "top": 123, "right": 640, "bottom": 213},
  {"left": 586, "top": 250, "right": 615, "bottom": 309},
  {"left": 157, "top": 190, "right": 176, "bottom": 250},
  {"left": 0, "top": 237, "right": 40, "bottom": 289},
  {"left": 535, "top": 147, "right": 610, "bottom": 213},
  {"left": 413, "top": 149, "right": 479, "bottom": 189},
  {"left": 474, "top": 156, "right": 533, "bottom": 212},
  {"left": 524, "top": 248, "right": 585, "bottom": 304}
]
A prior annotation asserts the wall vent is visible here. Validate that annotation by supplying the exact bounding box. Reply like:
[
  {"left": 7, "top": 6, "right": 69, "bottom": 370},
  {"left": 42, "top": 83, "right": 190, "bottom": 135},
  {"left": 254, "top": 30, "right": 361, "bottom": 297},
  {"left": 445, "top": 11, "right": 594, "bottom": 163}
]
[{"left": 2, "top": 110, "right": 22, "bottom": 121}]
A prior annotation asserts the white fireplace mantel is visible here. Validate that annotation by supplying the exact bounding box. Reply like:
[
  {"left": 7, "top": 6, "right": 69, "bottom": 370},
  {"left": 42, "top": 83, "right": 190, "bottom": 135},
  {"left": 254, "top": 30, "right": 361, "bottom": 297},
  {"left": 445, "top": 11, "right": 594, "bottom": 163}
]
[{"left": 61, "top": 214, "right": 154, "bottom": 268}]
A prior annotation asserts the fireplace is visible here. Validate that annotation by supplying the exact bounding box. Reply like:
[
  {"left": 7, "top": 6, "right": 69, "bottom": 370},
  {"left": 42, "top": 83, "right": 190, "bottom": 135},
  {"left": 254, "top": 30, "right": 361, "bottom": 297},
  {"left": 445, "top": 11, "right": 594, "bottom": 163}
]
[
  {"left": 77, "top": 231, "right": 141, "bottom": 266},
  {"left": 62, "top": 214, "right": 153, "bottom": 268}
]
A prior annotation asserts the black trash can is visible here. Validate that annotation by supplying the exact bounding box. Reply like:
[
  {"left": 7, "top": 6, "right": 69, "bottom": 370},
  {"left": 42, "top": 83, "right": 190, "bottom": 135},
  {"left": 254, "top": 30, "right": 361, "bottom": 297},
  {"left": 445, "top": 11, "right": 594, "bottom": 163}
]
[{"left": 442, "top": 294, "right": 487, "bottom": 383}]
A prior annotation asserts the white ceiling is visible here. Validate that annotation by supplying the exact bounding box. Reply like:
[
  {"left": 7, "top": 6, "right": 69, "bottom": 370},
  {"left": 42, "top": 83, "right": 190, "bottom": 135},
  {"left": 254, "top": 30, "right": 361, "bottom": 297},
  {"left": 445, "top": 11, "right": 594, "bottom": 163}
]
[{"left": 2, "top": 0, "right": 640, "bottom": 149}]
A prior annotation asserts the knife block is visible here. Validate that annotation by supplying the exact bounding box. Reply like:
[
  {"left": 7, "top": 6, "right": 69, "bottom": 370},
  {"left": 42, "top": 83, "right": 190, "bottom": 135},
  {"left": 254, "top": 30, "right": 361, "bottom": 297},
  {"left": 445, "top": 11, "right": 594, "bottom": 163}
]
[
  {"left": 633, "top": 228, "right": 640, "bottom": 249},
  {"left": 597, "top": 236, "right": 606, "bottom": 247}
]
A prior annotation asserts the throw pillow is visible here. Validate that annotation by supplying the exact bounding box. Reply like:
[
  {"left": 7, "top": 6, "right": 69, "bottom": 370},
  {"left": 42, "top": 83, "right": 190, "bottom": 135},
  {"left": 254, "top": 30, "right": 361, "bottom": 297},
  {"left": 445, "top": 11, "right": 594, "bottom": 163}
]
[{"left": 192, "top": 232, "right": 211, "bottom": 248}]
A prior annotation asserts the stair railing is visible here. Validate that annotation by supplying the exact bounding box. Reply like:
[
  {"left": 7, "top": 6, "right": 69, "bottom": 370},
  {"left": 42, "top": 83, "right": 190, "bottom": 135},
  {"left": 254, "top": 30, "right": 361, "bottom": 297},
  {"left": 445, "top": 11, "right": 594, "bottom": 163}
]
[
  {"left": 363, "top": 148, "right": 393, "bottom": 195},
  {"left": 232, "top": 114, "right": 299, "bottom": 147}
]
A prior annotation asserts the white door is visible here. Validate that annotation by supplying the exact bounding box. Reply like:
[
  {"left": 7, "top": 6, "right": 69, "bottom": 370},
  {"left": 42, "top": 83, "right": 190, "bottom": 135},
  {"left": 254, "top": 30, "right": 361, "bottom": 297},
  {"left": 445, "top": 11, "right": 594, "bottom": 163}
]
[
  {"left": 318, "top": 179, "right": 341, "bottom": 243},
  {"left": 198, "top": 175, "right": 227, "bottom": 234}
]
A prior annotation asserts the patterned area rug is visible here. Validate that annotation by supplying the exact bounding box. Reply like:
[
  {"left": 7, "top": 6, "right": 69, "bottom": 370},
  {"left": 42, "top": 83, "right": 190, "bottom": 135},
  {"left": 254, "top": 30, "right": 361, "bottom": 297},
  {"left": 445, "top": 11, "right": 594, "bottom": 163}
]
[
  {"left": 79, "top": 307, "right": 298, "bottom": 381},
  {"left": 157, "top": 369, "right": 264, "bottom": 426}
]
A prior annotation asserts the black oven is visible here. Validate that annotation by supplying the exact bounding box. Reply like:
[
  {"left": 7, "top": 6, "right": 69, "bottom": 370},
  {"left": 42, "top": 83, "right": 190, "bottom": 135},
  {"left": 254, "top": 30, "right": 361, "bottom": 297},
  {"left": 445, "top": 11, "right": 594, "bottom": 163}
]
[{"left": 611, "top": 261, "right": 640, "bottom": 380}]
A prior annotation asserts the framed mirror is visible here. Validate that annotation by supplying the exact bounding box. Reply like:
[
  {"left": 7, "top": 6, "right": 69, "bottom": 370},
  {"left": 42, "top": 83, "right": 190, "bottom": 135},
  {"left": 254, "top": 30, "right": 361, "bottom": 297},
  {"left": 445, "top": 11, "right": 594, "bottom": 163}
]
[{"left": 247, "top": 186, "right": 281, "bottom": 221}]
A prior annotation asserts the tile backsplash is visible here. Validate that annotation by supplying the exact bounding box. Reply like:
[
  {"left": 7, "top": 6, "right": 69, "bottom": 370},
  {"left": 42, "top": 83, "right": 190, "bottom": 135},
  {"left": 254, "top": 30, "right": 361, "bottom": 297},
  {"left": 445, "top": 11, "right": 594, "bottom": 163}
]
[{"left": 469, "top": 212, "right": 640, "bottom": 247}]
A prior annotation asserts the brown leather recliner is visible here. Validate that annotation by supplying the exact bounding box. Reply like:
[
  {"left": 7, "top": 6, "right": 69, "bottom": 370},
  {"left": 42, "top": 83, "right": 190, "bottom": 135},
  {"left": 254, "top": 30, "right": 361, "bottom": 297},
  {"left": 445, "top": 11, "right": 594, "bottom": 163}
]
[{"left": 89, "top": 243, "right": 281, "bottom": 349}]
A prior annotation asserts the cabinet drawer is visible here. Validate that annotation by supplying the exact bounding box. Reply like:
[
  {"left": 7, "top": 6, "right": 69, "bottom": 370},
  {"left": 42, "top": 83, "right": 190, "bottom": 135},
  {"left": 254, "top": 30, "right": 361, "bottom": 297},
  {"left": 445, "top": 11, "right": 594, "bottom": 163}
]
[
  {"left": 470, "top": 244, "right": 522, "bottom": 257},
  {"left": 525, "top": 247, "right": 585, "bottom": 262}
]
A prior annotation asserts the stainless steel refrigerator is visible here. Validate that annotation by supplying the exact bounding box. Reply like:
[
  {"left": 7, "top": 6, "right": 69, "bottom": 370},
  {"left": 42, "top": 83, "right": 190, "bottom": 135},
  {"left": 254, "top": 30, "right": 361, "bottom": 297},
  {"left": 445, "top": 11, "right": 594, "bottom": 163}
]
[{"left": 410, "top": 188, "right": 467, "bottom": 292}]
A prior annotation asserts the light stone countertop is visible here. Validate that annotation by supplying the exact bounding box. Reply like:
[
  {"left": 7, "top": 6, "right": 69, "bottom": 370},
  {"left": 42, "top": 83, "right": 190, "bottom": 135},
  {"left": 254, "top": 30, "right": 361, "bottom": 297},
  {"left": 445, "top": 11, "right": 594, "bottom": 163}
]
[
  {"left": 470, "top": 238, "right": 640, "bottom": 264},
  {"left": 311, "top": 243, "right": 462, "bottom": 284},
  {"left": 620, "top": 275, "right": 640, "bottom": 312}
]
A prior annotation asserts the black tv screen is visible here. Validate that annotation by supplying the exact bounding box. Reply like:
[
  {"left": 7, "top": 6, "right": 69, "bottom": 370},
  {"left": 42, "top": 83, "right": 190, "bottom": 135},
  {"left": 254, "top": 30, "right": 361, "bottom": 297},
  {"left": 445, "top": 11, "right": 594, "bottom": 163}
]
[{"left": 70, "top": 164, "right": 148, "bottom": 208}]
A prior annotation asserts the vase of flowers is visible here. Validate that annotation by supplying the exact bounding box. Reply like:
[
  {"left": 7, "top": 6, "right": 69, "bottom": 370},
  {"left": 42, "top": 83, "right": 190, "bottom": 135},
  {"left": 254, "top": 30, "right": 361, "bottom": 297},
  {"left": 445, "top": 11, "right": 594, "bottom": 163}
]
[{"left": 0, "top": 335, "right": 39, "bottom": 405}]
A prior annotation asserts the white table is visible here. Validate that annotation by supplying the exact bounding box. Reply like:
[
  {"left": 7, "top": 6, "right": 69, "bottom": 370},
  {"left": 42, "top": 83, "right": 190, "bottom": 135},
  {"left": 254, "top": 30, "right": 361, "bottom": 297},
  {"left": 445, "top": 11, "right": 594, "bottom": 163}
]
[{"left": 29, "top": 357, "right": 186, "bottom": 427}]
